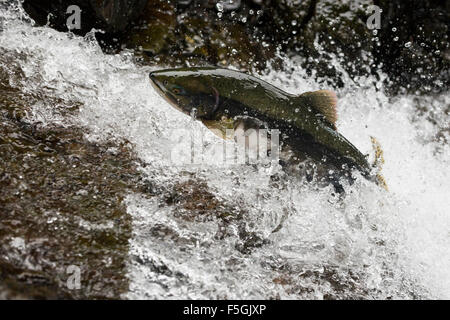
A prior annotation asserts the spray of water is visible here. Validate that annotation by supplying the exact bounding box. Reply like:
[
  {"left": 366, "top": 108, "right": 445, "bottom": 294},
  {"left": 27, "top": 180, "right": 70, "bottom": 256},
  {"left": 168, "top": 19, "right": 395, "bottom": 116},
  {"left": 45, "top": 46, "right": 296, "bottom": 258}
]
[{"left": 0, "top": 3, "right": 448, "bottom": 299}]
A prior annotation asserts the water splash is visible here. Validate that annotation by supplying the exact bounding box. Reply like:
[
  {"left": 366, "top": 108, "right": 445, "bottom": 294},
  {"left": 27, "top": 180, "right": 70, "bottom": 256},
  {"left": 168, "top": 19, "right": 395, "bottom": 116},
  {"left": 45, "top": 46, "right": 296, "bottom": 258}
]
[{"left": 0, "top": 3, "right": 449, "bottom": 299}]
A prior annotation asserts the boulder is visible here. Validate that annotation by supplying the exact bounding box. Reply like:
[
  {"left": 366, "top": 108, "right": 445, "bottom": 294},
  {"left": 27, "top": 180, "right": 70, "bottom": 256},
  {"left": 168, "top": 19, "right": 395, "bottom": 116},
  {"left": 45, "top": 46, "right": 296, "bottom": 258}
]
[
  {"left": 23, "top": 0, "right": 147, "bottom": 34},
  {"left": 23, "top": 0, "right": 449, "bottom": 93}
]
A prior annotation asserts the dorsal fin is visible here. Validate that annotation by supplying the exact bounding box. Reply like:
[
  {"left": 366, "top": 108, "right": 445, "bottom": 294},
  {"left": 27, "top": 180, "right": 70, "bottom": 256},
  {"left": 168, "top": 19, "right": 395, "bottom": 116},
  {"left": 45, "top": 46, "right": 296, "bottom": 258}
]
[{"left": 300, "top": 90, "right": 338, "bottom": 130}]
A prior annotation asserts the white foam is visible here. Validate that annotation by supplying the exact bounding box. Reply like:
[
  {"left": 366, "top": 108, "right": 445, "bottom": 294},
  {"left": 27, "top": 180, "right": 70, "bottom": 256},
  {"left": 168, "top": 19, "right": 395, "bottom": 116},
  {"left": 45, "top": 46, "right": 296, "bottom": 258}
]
[{"left": 1, "top": 3, "right": 449, "bottom": 299}]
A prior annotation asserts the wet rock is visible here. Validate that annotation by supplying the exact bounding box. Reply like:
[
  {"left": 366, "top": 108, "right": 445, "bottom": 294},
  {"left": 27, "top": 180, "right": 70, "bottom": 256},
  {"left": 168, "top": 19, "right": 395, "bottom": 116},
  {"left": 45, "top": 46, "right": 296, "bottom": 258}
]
[
  {"left": 265, "top": 260, "right": 425, "bottom": 299},
  {"left": 22, "top": 0, "right": 448, "bottom": 92},
  {"left": 235, "top": 227, "right": 269, "bottom": 254},
  {"left": 0, "top": 77, "right": 141, "bottom": 299},
  {"left": 166, "top": 180, "right": 224, "bottom": 222},
  {"left": 258, "top": 0, "right": 376, "bottom": 86},
  {"left": 127, "top": 0, "right": 275, "bottom": 70},
  {"left": 125, "top": 0, "right": 379, "bottom": 84},
  {"left": 156, "top": 179, "right": 273, "bottom": 253},
  {"left": 89, "top": 0, "right": 148, "bottom": 33},
  {"left": 21, "top": 0, "right": 447, "bottom": 93},
  {"left": 127, "top": 0, "right": 177, "bottom": 58},
  {"left": 374, "top": 0, "right": 450, "bottom": 94},
  {"left": 22, "top": 0, "right": 147, "bottom": 34},
  {"left": 129, "top": 0, "right": 447, "bottom": 92}
]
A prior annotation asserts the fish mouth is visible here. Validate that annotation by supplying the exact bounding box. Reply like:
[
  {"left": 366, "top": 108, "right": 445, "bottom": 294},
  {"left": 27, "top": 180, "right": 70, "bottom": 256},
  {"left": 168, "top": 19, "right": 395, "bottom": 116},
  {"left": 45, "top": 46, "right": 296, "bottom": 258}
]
[
  {"left": 149, "top": 72, "right": 165, "bottom": 94},
  {"left": 149, "top": 72, "right": 186, "bottom": 114}
]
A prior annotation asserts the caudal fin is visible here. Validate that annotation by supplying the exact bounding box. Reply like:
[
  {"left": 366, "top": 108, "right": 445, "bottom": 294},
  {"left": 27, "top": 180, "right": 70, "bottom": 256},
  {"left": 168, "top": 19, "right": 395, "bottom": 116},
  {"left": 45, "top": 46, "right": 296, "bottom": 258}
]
[{"left": 370, "top": 136, "right": 388, "bottom": 191}]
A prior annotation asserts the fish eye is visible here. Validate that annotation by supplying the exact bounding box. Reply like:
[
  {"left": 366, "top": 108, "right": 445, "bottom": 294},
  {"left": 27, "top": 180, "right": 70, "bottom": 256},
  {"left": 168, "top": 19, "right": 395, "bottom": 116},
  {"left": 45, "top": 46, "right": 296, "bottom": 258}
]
[
  {"left": 171, "top": 85, "right": 185, "bottom": 95},
  {"left": 163, "top": 80, "right": 168, "bottom": 86}
]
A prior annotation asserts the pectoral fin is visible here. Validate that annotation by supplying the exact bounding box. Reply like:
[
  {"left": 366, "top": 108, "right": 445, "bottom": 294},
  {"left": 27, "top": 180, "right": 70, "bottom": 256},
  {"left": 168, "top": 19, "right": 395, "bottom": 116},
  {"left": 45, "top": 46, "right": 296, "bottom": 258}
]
[
  {"left": 370, "top": 136, "right": 388, "bottom": 191},
  {"left": 203, "top": 116, "right": 273, "bottom": 165},
  {"left": 202, "top": 116, "right": 235, "bottom": 140},
  {"left": 202, "top": 116, "right": 268, "bottom": 143}
]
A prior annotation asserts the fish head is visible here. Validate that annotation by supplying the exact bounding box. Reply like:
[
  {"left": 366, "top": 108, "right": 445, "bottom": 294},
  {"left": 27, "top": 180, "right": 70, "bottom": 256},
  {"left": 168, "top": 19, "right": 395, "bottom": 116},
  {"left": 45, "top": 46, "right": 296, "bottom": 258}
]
[{"left": 149, "top": 68, "right": 220, "bottom": 119}]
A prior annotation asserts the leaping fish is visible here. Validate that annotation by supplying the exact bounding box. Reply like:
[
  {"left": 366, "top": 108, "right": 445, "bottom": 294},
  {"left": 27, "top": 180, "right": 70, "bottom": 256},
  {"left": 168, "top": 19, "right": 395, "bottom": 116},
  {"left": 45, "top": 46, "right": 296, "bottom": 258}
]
[{"left": 149, "top": 67, "right": 387, "bottom": 191}]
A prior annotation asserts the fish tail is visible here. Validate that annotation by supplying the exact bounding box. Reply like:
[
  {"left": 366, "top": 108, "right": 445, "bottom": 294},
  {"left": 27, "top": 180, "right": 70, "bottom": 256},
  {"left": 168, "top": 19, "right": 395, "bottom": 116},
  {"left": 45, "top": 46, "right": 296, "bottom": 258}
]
[{"left": 370, "top": 136, "right": 388, "bottom": 191}]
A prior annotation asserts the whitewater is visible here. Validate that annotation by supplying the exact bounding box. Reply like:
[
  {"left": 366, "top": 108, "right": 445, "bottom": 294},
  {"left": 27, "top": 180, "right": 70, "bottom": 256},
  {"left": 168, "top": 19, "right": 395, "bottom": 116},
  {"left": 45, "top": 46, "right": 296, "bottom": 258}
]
[{"left": 0, "top": 3, "right": 448, "bottom": 299}]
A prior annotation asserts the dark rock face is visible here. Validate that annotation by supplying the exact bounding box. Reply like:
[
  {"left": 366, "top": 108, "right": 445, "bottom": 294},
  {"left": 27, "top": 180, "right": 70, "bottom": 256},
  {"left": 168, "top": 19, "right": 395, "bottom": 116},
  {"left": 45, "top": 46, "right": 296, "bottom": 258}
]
[
  {"left": 22, "top": 0, "right": 448, "bottom": 93},
  {"left": 0, "top": 56, "right": 141, "bottom": 299},
  {"left": 22, "top": 0, "right": 147, "bottom": 34},
  {"left": 256, "top": 0, "right": 376, "bottom": 86},
  {"left": 125, "top": 0, "right": 449, "bottom": 93},
  {"left": 374, "top": 0, "right": 450, "bottom": 93},
  {"left": 127, "top": 0, "right": 277, "bottom": 69},
  {"left": 88, "top": 0, "right": 148, "bottom": 32}
]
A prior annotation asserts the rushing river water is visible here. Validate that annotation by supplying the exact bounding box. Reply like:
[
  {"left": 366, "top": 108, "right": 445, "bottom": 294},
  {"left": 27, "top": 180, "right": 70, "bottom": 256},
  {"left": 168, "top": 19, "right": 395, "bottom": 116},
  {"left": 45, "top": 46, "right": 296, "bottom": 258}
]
[{"left": 0, "top": 3, "right": 449, "bottom": 299}]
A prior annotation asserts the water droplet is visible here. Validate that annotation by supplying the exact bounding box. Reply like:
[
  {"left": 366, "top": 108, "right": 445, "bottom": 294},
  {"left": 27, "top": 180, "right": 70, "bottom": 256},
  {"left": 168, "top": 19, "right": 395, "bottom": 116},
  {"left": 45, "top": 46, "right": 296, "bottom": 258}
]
[
  {"left": 405, "top": 42, "right": 412, "bottom": 48},
  {"left": 291, "top": 20, "right": 297, "bottom": 26},
  {"left": 372, "top": 29, "right": 378, "bottom": 35},
  {"left": 392, "top": 27, "right": 397, "bottom": 32},
  {"left": 47, "top": 217, "right": 57, "bottom": 224},
  {"left": 216, "top": 3, "right": 223, "bottom": 12},
  {"left": 393, "top": 36, "right": 399, "bottom": 41},
  {"left": 191, "top": 108, "right": 197, "bottom": 119}
]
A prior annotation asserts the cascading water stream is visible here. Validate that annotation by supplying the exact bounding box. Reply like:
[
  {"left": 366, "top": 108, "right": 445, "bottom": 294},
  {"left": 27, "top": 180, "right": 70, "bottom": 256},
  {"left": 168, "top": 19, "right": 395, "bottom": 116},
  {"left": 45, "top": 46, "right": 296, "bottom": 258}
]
[{"left": 0, "top": 2, "right": 448, "bottom": 299}]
